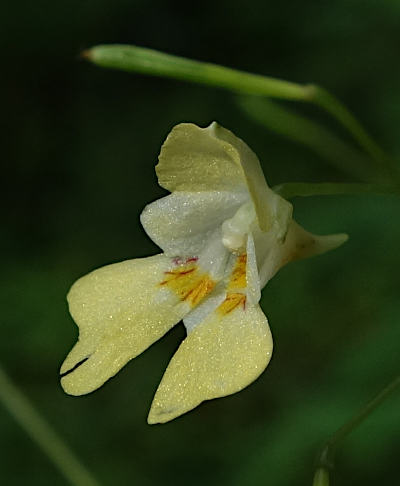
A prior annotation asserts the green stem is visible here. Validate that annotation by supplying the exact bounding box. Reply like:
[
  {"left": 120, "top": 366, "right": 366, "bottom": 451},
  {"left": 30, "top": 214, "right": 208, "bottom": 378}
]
[
  {"left": 0, "top": 364, "right": 102, "bottom": 486},
  {"left": 311, "top": 85, "right": 396, "bottom": 174},
  {"left": 237, "top": 96, "right": 378, "bottom": 181},
  {"left": 313, "top": 375, "right": 400, "bottom": 485},
  {"left": 272, "top": 182, "right": 400, "bottom": 200},
  {"left": 312, "top": 467, "right": 330, "bottom": 486},
  {"left": 83, "top": 44, "right": 397, "bottom": 175},
  {"left": 83, "top": 44, "right": 308, "bottom": 100}
]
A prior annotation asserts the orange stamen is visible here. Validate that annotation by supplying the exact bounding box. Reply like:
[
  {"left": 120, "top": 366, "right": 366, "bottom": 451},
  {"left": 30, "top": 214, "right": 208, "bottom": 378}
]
[
  {"left": 227, "top": 253, "right": 247, "bottom": 290},
  {"left": 159, "top": 260, "right": 215, "bottom": 307},
  {"left": 217, "top": 292, "right": 246, "bottom": 315}
]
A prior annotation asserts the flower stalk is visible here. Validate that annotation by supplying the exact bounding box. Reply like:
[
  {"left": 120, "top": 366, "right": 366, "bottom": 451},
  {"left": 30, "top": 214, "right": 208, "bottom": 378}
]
[
  {"left": 0, "top": 364, "right": 101, "bottom": 486},
  {"left": 273, "top": 182, "right": 400, "bottom": 200},
  {"left": 313, "top": 375, "right": 400, "bottom": 485},
  {"left": 82, "top": 44, "right": 398, "bottom": 178},
  {"left": 236, "top": 96, "right": 382, "bottom": 181}
]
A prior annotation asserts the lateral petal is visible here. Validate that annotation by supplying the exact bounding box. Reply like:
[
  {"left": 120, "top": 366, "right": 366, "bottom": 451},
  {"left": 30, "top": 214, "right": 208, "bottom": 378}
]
[
  {"left": 60, "top": 254, "right": 216, "bottom": 396},
  {"left": 148, "top": 301, "right": 272, "bottom": 424}
]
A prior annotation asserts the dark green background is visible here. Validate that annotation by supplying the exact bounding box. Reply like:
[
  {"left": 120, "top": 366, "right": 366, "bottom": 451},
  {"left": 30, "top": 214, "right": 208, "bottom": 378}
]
[{"left": 2, "top": 1, "right": 399, "bottom": 485}]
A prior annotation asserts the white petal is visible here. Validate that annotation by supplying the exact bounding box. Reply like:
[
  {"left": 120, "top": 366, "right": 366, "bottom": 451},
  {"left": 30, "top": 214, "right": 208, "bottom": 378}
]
[
  {"left": 246, "top": 232, "right": 261, "bottom": 304},
  {"left": 141, "top": 190, "right": 248, "bottom": 257},
  {"left": 184, "top": 241, "right": 261, "bottom": 332},
  {"left": 183, "top": 289, "right": 226, "bottom": 334},
  {"left": 196, "top": 227, "right": 230, "bottom": 281},
  {"left": 252, "top": 225, "right": 283, "bottom": 288}
]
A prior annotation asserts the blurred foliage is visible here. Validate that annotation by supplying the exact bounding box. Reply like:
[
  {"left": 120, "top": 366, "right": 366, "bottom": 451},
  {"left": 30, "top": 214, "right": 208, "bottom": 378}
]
[{"left": 1, "top": 0, "right": 399, "bottom": 485}]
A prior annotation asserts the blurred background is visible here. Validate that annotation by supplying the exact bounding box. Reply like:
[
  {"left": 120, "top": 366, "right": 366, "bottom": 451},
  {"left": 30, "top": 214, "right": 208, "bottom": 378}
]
[{"left": 1, "top": 0, "right": 399, "bottom": 484}]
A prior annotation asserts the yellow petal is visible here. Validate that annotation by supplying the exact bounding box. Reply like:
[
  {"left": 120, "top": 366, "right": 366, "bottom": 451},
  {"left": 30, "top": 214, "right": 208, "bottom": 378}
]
[
  {"left": 156, "top": 122, "right": 291, "bottom": 231},
  {"left": 60, "top": 255, "right": 213, "bottom": 396},
  {"left": 147, "top": 301, "right": 272, "bottom": 424},
  {"left": 156, "top": 123, "right": 246, "bottom": 192}
]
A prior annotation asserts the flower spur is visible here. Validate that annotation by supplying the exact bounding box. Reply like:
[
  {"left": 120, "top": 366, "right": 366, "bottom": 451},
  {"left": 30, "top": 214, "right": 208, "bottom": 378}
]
[{"left": 60, "top": 122, "right": 347, "bottom": 424}]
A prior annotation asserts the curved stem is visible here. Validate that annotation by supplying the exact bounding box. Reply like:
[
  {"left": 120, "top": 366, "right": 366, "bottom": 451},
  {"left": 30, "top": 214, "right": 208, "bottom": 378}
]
[
  {"left": 83, "top": 44, "right": 308, "bottom": 100},
  {"left": 309, "top": 85, "right": 398, "bottom": 176},
  {"left": 273, "top": 182, "right": 400, "bottom": 200},
  {"left": 313, "top": 375, "right": 400, "bottom": 485},
  {"left": 83, "top": 44, "right": 398, "bottom": 177},
  {"left": 0, "top": 364, "right": 102, "bottom": 486},
  {"left": 312, "top": 467, "right": 330, "bottom": 486},
  {"left": 237, "top": 96, "right": 378, "bottom": 181},
  {"left": 323, "top": 375, "right": 400, "bottom": 455}
]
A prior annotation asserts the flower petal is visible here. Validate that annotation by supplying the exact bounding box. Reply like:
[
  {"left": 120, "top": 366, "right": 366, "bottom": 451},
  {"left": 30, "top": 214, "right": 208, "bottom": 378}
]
[
  {"left": 147, "top": 301, "right": 272, "bottom": 424},
  {"left": 156, "top": 122, "right": 291, "bottom": 231},
  {"left": 156, "top": 122, "right": 247, "bottom": 193},
  {"left": 246, "top": 232, "right": 261, "bottom": 304},
  {"left": 141, "top": 190, "right": 248, "bottom": 256},
  {"left": 253, "top": 220, "right": 348, "bottom": 288},
  {"left": 60, "top": 254, "right": 214, "bottom": 396},
  {"left": 279, "top": 220, "right": 348, "bottom": 266},
  {"left": 209, "top": 123, "right": 292, "bottom": 232}
]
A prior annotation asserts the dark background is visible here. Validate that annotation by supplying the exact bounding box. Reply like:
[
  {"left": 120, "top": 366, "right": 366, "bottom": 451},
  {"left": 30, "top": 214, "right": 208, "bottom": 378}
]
[{"left": 1, "top": 1, "right": 399, "bottom": 485}]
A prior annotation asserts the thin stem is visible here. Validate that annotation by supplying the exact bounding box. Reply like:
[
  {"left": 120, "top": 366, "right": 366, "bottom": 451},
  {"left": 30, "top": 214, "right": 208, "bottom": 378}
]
[
  {"left": 272, "top": 182, "right": 400, "bottom": 200},
  {"left": 312, "top": 468, "right": 330, "bottom": 486},
  {"left": 311, "top": 85, "right": 398, "bottom": 175},
  {"left": 0, "top": 364, "right": 102, "bottom": 486},
  {"left": 324, "top": 375, "right": 400, "bottom": 453},
  {"left": 237, "top": 96, "right": 378, "bottom": 181},
  {"left": 313, "top": 375, "right": 400, "bottom": 484},
  {"left": 83, "top": 44, "right": 397, "bottom": 176},
  {"left": 83, "top": 44, "right": 308, "bottom": 100}
]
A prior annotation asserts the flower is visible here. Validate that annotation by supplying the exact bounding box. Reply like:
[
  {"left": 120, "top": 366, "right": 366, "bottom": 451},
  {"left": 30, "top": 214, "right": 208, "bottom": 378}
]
[{"left": 60, "top": 122, "right": 347, "bottom": 424}]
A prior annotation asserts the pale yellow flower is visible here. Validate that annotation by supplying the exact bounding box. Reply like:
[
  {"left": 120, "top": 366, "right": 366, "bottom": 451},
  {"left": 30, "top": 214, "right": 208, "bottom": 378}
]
[{"left": 60, "top": 122, "right": 347, "bottom": 424}]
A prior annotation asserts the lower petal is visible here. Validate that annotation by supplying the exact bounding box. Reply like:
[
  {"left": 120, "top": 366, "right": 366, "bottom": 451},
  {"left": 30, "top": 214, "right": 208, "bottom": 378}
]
[
  {"left": 60, "top": 254, "right": 212, "bottom": 395},
  {"left": 147, "top": 300, "right": 272, "bottom": 424}
]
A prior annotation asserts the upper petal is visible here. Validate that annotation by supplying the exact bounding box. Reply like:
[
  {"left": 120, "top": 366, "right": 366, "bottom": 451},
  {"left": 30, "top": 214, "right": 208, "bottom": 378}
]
[
  {"left": 147, "top": 300, "right": 272, "bottom": 424},
  {"left": 156, "top": 122, "right": 291, "bottom": 231},
  {"left": 156, "top": 122, "right": 247, "bottom": 193}
]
